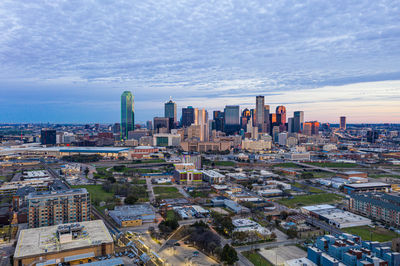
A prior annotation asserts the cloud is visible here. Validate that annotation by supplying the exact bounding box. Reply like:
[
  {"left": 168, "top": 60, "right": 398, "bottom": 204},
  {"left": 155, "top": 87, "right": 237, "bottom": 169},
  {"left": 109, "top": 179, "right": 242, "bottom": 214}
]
[{"left": 0, "top": 0, "right": 399, "bottom": 123}]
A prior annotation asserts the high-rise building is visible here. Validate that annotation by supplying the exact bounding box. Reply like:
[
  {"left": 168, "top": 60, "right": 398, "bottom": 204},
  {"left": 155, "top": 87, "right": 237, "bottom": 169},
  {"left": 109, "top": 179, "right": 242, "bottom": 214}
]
[
  {"left": 288, "top": 117, "right": 294, "bottom": 133},
  {"left": 121, "top": 91, "right": 134, "bottom": 139},
  {"left": 366, "top": 130, "right": 379, "bottom": 143},
  {"left": 256, "top": 96, "right": 265, "bottom": 132},
  {"left": 153, "top": 117, "right": 169, "bottom": 133},
  {"left": 27, "top": 188, "right": 90, "bottom": 228},
  {"left": 197, "top": 108, "right": 209, "bottom": 141},
  {"left": 181, "top": 106, "right": 195, "bottom": 127},
  {"left": 213, "top": 111, "right": 224, "bottom": 132},
  {"left": 165, "top": 98, "right": 177, "bottom": 129},
  {"left": 276, "top": 105, "right": 287, "bottom": 126},
  {"left": 224, "top": 105, "right": 240, "bottom": 135},
  {"left": 146, "top": 120, "right": 153, "bottom": 130},
  {"left": 112, "top": 123, "right": 121, "bottom": 134},
  {"left": 241, "top": 108, "right": 251, "bottom": 130},
  {"left": 340, "top": 116, "right": 346, "bottom": 130},
  {"left": 263, "top": 105, "right": 270, "bottom": 133},
  {"left": 303, "top": 121, "right": 320, "bottom": 136},
  {"left": 40, "top": 129, "right": 56, "bottom": 145},
  {"left": 293, "top": 111, "right": 304, "bottom": 133}
]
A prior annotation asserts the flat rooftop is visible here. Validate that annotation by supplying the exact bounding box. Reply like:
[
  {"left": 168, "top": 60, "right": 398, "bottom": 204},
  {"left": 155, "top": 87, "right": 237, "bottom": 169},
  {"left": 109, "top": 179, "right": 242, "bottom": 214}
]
[
  {"left": 302, "top": 204, "right": 336, "bottom": 212},
  {"left": 344, "top": 182, "right": 390, "bottom": 188},
  {"left": 14, "top": 220, "right": 113, "bottom": 259},
  {"left": 27, "top": 188, "right": 88, "bottom": 200}
]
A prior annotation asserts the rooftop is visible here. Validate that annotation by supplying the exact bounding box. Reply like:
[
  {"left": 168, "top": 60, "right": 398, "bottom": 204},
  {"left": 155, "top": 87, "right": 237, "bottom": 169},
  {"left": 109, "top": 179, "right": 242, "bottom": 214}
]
[
  {"left": 27, "top": 188, "right": 88, "bottom": 200},
  {"left": 14, "top": 220, "right": 113, "bottom": 259},
  {"left": 344, "top": 182, "right": 390, "bottom": 188}
]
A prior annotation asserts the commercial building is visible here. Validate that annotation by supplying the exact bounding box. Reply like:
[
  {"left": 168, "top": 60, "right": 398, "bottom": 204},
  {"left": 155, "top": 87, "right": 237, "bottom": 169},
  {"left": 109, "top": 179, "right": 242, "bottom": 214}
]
[
  {"left": 108, "top": 204, "right": 156, "bottom": 227},
  {"left": 22, "top": 170, "right": 50, "bottom": 179},
  {"left": 180, "top": 140, "right": 232, "bottom": 152},
  {"left": 181, "top": 106, "right": 196, "bottom": 127},
  {"left": 340, "top": 116, "right": 346, "bottom": 130},
  {"left": 303, "top": 121, "right": 320, "bottom": 136},
  {"left": 308, "top": 233, "right": 399, "bottom": 266},
  {"left": 349, "top": 193, "right": 400, "bottom": 225},
  {"left": 276, "top": 105, "right": 287, "bottom": 126},
  {"left": 301, "top": 204, "right": 371, "bottom": 228},
  {"left": 174, "top": 169, "right": 202, "bottom": 186},
  {"left": 0, "top": 179, "right": 49, "bottom": 195},
  {"left": 224, "top": 105, "right": 240, "bottom": 135},
  {"left": 130, "top": 146, "right": 159, "bottom": 159},
  {"left": 153, "top": 117, "right": 170, "bottom": 133},
  {"left": 256, "top": 96, "right": 265, "bottom": 132},
  {"left": 165, "top": 98, "right": 177, "bottom": 126},
  {"left": 202, "top": 170, "right": 225, "bottom": 184},
  {"left": 41, "top": 129, "right": 56, "bottom": 145},
  {"left": 338, "top": 171, "right": 368, "bottom": 179},
  {"left": 153, "top": 133, "right": 181, "bottom": 147},
  {"left": 343, "top": 182, "right": 391, "bottom": 194},
  {"left": 284, "top": 152, "right": 311, "bottom": 161},
  {"left": 27, "top": 188, "right": 90, "bottom": 228},
  {"left": 241, "top": 138, "right": 272, "bottom": 152},
  {"left": 232, "top": 218, "right": 271, "bottom": 236},
  {"left": 14, "top": 220, "right": 114, "bottom": 266},
  {"left": 293, "top": 111, "right": 304, "bottom": 133},
  {"left": 121, "top": 91, "right": 135, "bottom": 139}
]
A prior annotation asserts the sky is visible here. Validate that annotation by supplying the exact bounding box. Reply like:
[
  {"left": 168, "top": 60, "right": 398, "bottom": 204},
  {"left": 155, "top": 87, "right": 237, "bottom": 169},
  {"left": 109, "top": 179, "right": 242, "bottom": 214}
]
[{"left": 0, "top": 0, "right": 400, "bottom": 124}]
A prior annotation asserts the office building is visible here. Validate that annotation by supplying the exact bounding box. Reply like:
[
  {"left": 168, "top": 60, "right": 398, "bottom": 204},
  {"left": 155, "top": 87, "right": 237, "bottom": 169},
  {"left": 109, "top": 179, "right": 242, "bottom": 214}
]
[
  {"left": 278, "top": 132, "right": 288, "bottom": 146},
  {"left": 14, "top": 220, "right": 114, "bottom": 266},
  {"left": 197, "top": 108, "right": 209, "bottom": 141},
  {"left": 263, "top": 105, "right": 270, "bottom": 133},
  {"left": 303, "top": 121, "right": 320, "bottom": 136},
  {"left": 165, "top": 98, "right": 177, "bottom": 129},
  {"left": 367, "top": 130, "right": 379, "bottom": 143},
  {"left": 276, "top": 105, "right": 287, "bottom": 126},
  {"left": 224, "top": 105, "right": 240, "bottom": 135},
  {"left": 343, "top": 182, "right": 390, "bottom": 194},
  {"left": 121, "top": 91, "right": 134, "bottom": 139},
  {"left": 112, "top": 123, "right": 120, "bottom": 134},
  {"left": 202, "top": 170, "right": 225, "bottom": 184},
  {"left": 241, "top": 108, "right": 251, "bottom": 130},
  {"left": 181, "top": 106, "right": 196, "bottom": 127},
  {"left": 109, "top": 204, "right": 156, "bottom": 227},
  {"left": 288, "top": 117, "right": 294, "bottom": 133},
  {"left": 213, "top": 110, "right": 224, "bottom": 131},
  {"left": 41, "top": 129, "right": 56, "bottom": 145},
  {"left": 27, "top": 188, "right": 90, "bottom": 228},
  {"left": 349, "top": 192, "right": 400, "bottom": 225},
  {"left": 174, "top": 169, "right": 203, "bottom": 186},
  {"left": 153, "top": 133, "right": 181, "bottom": 147},
  {"left": 293, "top": 111, "right": 304, "bottom": 133},
  {"left": 241, "top": 139, "right": 272, "bottom": 152},
  {"left": 146, "top": 120, "right": 153, "bottom": 130},
  {"left": 340, "top": 116, "right": 346, "bottom": 130},
  {"left": 153, "top": 117, "right": 169, "bottom": 133},
  {"left": 256, "top": 96, "right": 265, "bottom": 132}
]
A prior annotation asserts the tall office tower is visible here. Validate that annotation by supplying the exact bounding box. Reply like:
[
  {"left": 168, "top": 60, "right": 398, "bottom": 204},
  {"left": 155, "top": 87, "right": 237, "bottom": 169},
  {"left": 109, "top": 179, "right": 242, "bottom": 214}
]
[
  {"left": 288, "top": 117, "right": 294, "bottom": 133},
  {"left": 276, "top": 105, "right": 287, "bottom": 126},
  {"left": 263, "top": 105, "right": 270, "bottom": 133},
  {"left": 224, "top": 105, "right": 240, "bottom": 135},
  {"left": 293, "top": 111, "right": 304, "bottom": 133},
  {"left": 213, "top": 111, "right": 224, "bottom": 132},
  {"left": 272, "top": 126, "right": 280, "bottom": 142},
  {"left": 112, "top": 123, "right": 121, "bottom": 134},
  {"left": 250, "top": 109, "right": 256, "bottom": 127},
  {"left": 40, "top": 129, "right": 56, "bottom": 145},
  {"left": 366, "top": 130, "right": 379, "bottom": 143},
  {"left": 121, "top": 91, "right": 134, "bottom": 140},
  {"left": 256, "top": 96, "right": 265, "bottom": 132},
  {"left": 241, "top": 109, "right": 251, "bottom": 130},
  {"left": 28, "top": 188, "right": 90, "bottom": 228},
  {"left": 165, "top": 99, "right": 177, "bottom": 129},
  {"left": 181, "top": 106, "right": 195, "bottom": 127},
  {"left": 146, "top": 120, "right": 153, "bottom": 130},
  {"left": 303, "top": 121, "right": 320, "bottom": 136},
  {"left": 340, "top": 116, "right": 346, "bottom": 130},
  {"left": 198, "top": 108, "right": 209, "bottom": 141},
  {"left": 153, "top": 117, "right": 169, "bottom": 133}
]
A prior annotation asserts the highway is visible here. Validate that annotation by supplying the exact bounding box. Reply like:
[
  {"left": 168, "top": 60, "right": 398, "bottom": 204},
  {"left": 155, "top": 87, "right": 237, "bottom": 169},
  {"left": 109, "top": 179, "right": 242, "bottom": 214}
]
[{"left": 292, "top": 161, "right": 338, "bottom": 174}]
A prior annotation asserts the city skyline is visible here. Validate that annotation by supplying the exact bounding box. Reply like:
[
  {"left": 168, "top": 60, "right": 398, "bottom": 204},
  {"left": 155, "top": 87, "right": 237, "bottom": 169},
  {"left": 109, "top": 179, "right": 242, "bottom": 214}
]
[{"left": 0, "top": 1, "right": 399, "bottom": 123}]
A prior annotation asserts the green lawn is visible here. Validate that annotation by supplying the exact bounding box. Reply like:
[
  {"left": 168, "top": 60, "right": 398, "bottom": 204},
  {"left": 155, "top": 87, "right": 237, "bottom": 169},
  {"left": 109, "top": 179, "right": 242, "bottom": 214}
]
[
  {"left": 131, "top": 159, "right": 165, "bottom": 164},
  {"left": 213, "top": 161, "right": 236, "bottom": 167},
  {"left": 189, "top": 190, "right": 210, "bottom": 198},
  {"left": 342, "top": 226, "right": 400, "bottom": 242},
  {"left": 278, "top": 193, "right": 344, "bottom": 208},
  {"left": 273, "top": 162, "right": 302, "bottom": 168},
  {"left": 71, "top": 185, "right": 114, "bottom": 203},
  {"left": 292, "top": 183, "right": 325, "bottom": 194},
  {"left": 242, "top": 251, "right": 273, "bottom": 266},
  {"left": 131, "top": 179, "right": 147, "bottom": 184},
  {"left": 153, "top": 186, "right": 184, "bottom": 199},
  {"left": 303, "top": 171, "right": 335, "bottom": 178},
  {"left": 306, "top": 162, "right": 359, "bottom": 168}
]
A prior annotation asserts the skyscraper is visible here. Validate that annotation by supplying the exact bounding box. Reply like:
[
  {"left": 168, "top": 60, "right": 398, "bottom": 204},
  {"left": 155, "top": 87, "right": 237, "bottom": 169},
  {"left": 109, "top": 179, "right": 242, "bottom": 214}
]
[
  {"left": 224, "top": 105, "right": 240, "bottom": 135},
  {"left": 241, "top": 108, "right": 251, "bottom": 130},
  {"left": 40, "top": 129, "right": 56, "bottom": 145},
  {"left": 276, "top": 105, "right": 287, "bottom": 126},
  {"left": 213, "top": 110, "right": 224, "bottom": 132},
  {"left": 165, "top": 98, "right": 177, "bottom": 129},
  {"left": 121, "top": 91, "right": 134, "bottom": 139},
  {"left": 293, "top": 111, "right": 304, "bottom": 133},
  {"left": 256, "top": 96, "right": 265, "bottom": 132},
  {"left": 263, "top": 105, "right": 270, "bottom": 133},
  {"left": 181, "top": 106, "right": 195, "bottom": 127},
  {"left": 340, "top": 116, "right": 346, "bottom": 130}
]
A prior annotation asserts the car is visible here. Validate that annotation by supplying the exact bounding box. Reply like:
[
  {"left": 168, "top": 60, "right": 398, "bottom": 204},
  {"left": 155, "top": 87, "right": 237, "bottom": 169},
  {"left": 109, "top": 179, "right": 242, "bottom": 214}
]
[{"left": 174, "top": 242, "right": 181, "bottom": 246}]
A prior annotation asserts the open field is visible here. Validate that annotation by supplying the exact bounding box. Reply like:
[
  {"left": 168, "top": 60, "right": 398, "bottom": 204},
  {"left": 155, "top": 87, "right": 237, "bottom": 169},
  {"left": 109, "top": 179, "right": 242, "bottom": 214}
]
[
  {"left": 292, "top": 183, "right": 325, "bottom": 194},
  {"left": 242, "top": 251, "right": 273, "bottom": 266},
  {"left": 273, "top": 162, "right": 303, "bottom": 168},
  {"left": 214, "top": 161, "right": 236, "bottom": 167},
  {"left": 305, "top": 162, "right": 360, "bottom": 168},
  {"left": 153, "top": 186, "right": 184, "bottom": 199},
  {"left": 303, "top": 171, "right": 335, "bottom": 178},
  {"left": 278, "top": 193, "right": 344, "bottom": 208},
  {"left": 72, "top": 184, "right": 114, "bottom": 203},
  {"left": 342, "top": 226, "right": 400, "bottom": 242}
]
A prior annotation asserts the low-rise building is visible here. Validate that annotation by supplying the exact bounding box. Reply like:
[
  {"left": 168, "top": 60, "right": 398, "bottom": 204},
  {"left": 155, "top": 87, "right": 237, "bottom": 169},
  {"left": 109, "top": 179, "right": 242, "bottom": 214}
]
[
  {"left": 13, "top": 220, "right": 114, "bottom": 266},
  {"left": 108, "top": 204, "right": 155, "bottom": 227},
  {"left": 232, "top": 218, "right": 271, "bottom": 236},
  {"left": 343, "top": 182, "right": 391, "bottom": 194},
  {"left": 284, "top": 152, "right": 311, "bottom": 161},
  {"left": 202, "top": 170, "right": 225, "bottom": 184},
  {"left": 241, "top": 139, "right": 272, "bottom": 152},
  {"left": 173, "top": 169, "right": 202, "bottom": 186},
  {"left": 153, "top": 133, "right": 181, "bottom": 147}
]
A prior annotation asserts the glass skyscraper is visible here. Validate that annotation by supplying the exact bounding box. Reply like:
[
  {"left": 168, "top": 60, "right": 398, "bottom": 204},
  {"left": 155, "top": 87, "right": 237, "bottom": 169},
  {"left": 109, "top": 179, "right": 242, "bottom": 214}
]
[{"left": 121, "top": 91, "right": 134, "bottom": 139}]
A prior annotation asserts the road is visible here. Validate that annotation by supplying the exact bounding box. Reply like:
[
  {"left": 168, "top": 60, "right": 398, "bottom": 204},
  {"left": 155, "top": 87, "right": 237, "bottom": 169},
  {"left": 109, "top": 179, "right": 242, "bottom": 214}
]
[
  {"left": 235, "top": 239, "right": 301, "bottom": 252},
  {"left": 306, "top": 217, "right": 342, "bottom": 236},
  {"left": 145, "top": 177, "right": 156, "bottom": 202},
  {"left": 292, "top": 161, "right": 339, "bottom": 174}
]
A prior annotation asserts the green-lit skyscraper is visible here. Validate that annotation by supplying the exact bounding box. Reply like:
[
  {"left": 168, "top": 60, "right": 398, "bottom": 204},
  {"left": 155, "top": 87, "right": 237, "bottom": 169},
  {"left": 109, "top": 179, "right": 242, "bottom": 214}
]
[{"left": 121, "top": 91, "right": 134, "bottom": 139}]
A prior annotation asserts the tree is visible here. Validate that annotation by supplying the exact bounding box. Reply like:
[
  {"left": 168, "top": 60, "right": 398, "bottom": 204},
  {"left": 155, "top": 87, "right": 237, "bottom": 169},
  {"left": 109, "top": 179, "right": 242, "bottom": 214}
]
[
  {"left": 84, "top": 167, "right": 89, "bottom": 177},
  {"left": 300, "top": 172, "right": 314, "bottom": 179},
  {"left": 220, "top": 244, "right": 238, "bottom": 265},
  {"left": 124, "top": 195, "right": 138, "bottom": 205},
  {"left": 287, "top": 228, "right": 298, "bottom": 239}
]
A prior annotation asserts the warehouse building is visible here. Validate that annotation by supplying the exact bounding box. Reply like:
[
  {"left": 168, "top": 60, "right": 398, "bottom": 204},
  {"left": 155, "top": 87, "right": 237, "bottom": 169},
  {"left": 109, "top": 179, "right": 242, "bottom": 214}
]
[
  {"left": 343, "top": 182, "right": 391, "bottom": 195},
  {"left": 108, "top": 204, "right": 155, "bottom": 227},
  {"left": 14, "top": 220, "right": 114, "bottom": 266}
]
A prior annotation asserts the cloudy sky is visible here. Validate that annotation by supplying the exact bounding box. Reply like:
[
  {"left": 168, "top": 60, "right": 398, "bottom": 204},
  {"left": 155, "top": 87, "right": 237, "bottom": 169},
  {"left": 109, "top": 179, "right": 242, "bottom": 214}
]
[{"left": 0, "top": 0, "right": 399, "bottom": 124}]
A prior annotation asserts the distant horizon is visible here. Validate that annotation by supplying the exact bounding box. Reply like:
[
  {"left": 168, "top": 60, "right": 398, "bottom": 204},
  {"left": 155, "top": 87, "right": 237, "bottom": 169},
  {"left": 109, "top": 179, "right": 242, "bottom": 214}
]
[{"left": 1, "top": 1, "right": 399, "bottom": 123}]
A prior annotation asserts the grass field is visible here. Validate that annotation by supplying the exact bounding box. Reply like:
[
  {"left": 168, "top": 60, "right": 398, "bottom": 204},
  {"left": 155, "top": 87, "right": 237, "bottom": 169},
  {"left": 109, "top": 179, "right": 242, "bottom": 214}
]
[
  {"left": 242, "top": 251, "right": 273, "bottom": 266},
  {"left": 71, "top": 185, "right": 114, "bottom": 203},
  {"left": 131, "top": 159, "right": 165, "bottom": 164},
  {"left": 131, "top": 179, "right": 147, "bottom": 184},
  {"left": 273, "top": 162, "right": 302, "bottom": 168},
  {"left": 278, "top": 193, "right": 344, "bottom": 208},
  {"left": 292, "top": 183, "right": 325, "bottom": 193},
  {"left": 189, "top": 190, "right": 210, "bottom": 198},
  {"left": 306, "top": 162, "right": 359, "bottom": 168},
  {"left": 342, "top": 226, "right": 400, "bottom": 242},
  {"left": 153, "top": 186, "right": 184, "bottom": 199},
  {"left": 213, "top": 161, "right": 236, "bottom": 167},
  {"left": 303, "top": 171, "right": 335, "bottom": 178}
]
